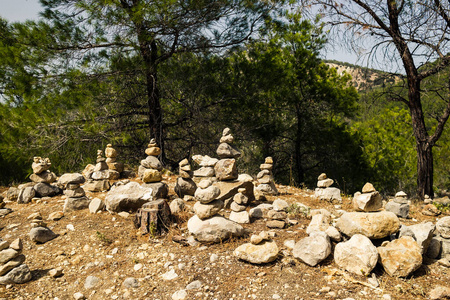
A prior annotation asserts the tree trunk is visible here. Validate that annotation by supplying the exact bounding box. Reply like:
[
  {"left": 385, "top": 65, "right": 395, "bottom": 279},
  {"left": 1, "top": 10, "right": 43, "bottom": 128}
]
[
  {"left": 134, "top": 199, "right": 171, "bottom": 237},
  {"left": 416, "top": 142, "right": 434, "bottom": 199},
  {"left": 294, "top": 103, "right": 304, "bottom": 185}
]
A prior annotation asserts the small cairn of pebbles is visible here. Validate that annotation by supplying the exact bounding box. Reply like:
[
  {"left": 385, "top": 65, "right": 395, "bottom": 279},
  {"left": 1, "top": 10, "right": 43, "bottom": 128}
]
[
  {"left": 84, "top": 150, "right": 112, "bottom": 192},
  {"left": 314, "top": 173, "right": 342, "bottom": 202},
  {"left": 0, "top": 239, "right": 32, "bottom": 285},
  {"left": 385, "top": 191, "right": 410, "bottom": 218},
  {"left": 174, "top": 158, "right": 197, "bottom": 198},
  {"left": 215, "top": 128, "right": 240, "bottom": 181},
  {"left": 229, "top": 188, "right": 250, "bottom": 224},
  {"left": 353, "top": 182, "right": 382, "bottom": 212},
  {"left": 105, "top": 144, "right": 123, "bottom": 179},
  {"left": 138, "top": 139, "right": 163, "bottom": 183},
  {"left": 256, "top": 157, "right": 278, "bottom": 195}
]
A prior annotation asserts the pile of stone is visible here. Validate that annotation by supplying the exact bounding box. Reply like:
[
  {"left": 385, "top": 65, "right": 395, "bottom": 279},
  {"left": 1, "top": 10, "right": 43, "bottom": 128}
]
[
  {"left": 385, "top": 191, "right": 410, "bottom": 218},
  {"left": 84, "top": 150, "right": 112, "bottom": 192},
  {"left": 18, "top": 157, "right": 61, "bottom": 204},
  {"left": 188, "top": 179, "right": 244, "bottom": 243},
  {"left": 256, "top": 157, "right": 278, "bottom": 195},
  {"left": 28, "top": 212, "right": 58, "bottom": 244},
  {"left": 314, "top": 173, "right": 342, "bottom": 202},
  {"left": 0, "top": 239, "right": 32, "bottom": 285},
  {"left": 137, "top": 139, "right": 168, "bottom": 199},
  {"left": 233, "top": 231, "right": 279, "bottom": 264},
  {"left": 192, "top": 155, "right": 218, "bottom": 179},
  {"left": 265, "top": 199, "right": 289, "bottom": 229},
  {"left": 105, "top": 144, "right": 123, "bottom": 179},
  {"left": 58, "top": 173, "right": 90, "bottom": 212},
  {"left": 352, "top": 182, "right": 382, "bottom": 212},
  {"left": 229, "top": 188, "right": 250, "bottom": 224},
  {"left": 174, "top": 158, "right": 197, "bottom": 198},
  {"left": 215, "top": 128, "right": 240, "bottom": 181}
]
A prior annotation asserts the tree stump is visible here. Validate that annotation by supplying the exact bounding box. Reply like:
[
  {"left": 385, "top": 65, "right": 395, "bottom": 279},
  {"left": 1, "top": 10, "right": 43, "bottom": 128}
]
[{"left": 134, "top": 199, "right": 171, "bottom": 237}]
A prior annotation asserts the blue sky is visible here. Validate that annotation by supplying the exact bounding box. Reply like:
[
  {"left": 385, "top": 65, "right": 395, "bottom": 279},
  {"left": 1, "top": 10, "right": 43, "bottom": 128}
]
[{"left": 0, "top": 0, "right": 360, "bottom": 66}]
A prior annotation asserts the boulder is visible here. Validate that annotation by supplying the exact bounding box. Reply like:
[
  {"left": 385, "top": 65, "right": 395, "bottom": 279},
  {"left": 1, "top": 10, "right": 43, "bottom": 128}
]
[
  {"left": 29, "top": 171, "right": 57, "bottom": 184},
  {"left": 58, "top": 173, "right": 85, "bottom": 186},
  {"left": 273, "top": 199, "right": 289, "bottom": 211},
  {"left": 233, "top": 241, "right": 279, "bottom": 264},
  {"left": 214, "top": 159, "right": 238, "bottom": 181},
  {"left": 33, "top": 183, "right": 60, "bottom": 198},
  {"left": 352, "top": 191, "right": 382, "bottom": 212},
  {"left": 64, "top": 196, "right": 91, "bottom": 212},
  {"left": 140, "top": 156, "right": 163, "bottom": 171},
  {"left": 266, "top": 220, "right": 285, "bottom": 229},
  {"left": 385, "top": 201, "right": 409, "bottom": 218},
  {"left": 105, "top": 182, "right": 154, "bottom": 212},
  {"left": 193, "top": 167, "right": 215, "bottom": 177},
  {"left": 216, "top": 143, "right": 241, "bottom": 159},
  {"left": 194, "top": 186, "right": 221, "bottom": 204},
  {"left": 426, "top": 237, "right": 442, "bottom": 259},
  {"left": 229, "top": 211, "right": 250, "bottom": 224},
  {"left": 336, "top": 211, "right": 400, "bottom": 239},
  {"left": 256, "top": 182, "right": 278, "bottom": 195},
  {"left": 84, "top": 179, "right": 111, "bottom": 192},
  {"left": 63, "top": 187, "right": 86, "bottom": 198},
  {"left": 306, "top": 214, "right": 330, "bottom": 234},
  {"left": 187, "top": 215, "right": 244, "bottom": 243},
  {"left": 141, "top": 182, "right": 169, "bottom": 199},
  {"left": 174, "top": 177, "right": 197, "bottom": 198},
  {"left": 29, "top": 227, "right": 58, "bottom": 243},
  {"left": 317, "top": 179, "right": 334, "bottom": 188},
  {"left": 17, "top": 187, "right": 35, "bottom": 204},
  {"left": 334, "top": 234, "right": 378, "bottom": 275},
  {"left": 377, "top": 236, "right": 423, "bottom": 277},
  {"left": 399, "top": 222, "right": 435, "bottom": 254},
  {"left": 362, "top": 182, "right": 376, "bottom": 193},
  {"left": 292, "top": 231, "right": 332, "bottom": 267},
  {"left": 0, "top": 264, "right": 32, "bottom": 284},
  {"left": 436, "top": 216, "right": 450, "bottom": 239},
  {"left": 192, "top": 155, "right": 218, "bottom": 167},
  {"left": 89, "top": 198, "right": 105, "bottom": 214},
  {"left": 141, "top": 169, "right": 162, "bottom": 183},
  {"left": 267, "top": 210, "right": 287, "bottom": 220},
  {"left": 314, "top": 187, "right": 342, "bottom": 202},
  {"left": 169, "top": 198, "right": 185, "bottom": 215},
  {"left": 145, "top": 146, "right": 161, "bottom": 156},
  {"left": 6, "top": 187, "right": 19, "bottom": 201},
  {"left": 193, "top": 200, "right": 224, "bottom": 220},
  {"left": 107, "top": 162, "right": 124, "bottom": 173}
]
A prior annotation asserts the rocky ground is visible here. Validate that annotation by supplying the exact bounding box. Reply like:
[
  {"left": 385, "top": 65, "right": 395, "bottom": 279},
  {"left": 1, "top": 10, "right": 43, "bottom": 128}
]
[{"left": 0, "top": 176, "right": 449, "bottom": 300}]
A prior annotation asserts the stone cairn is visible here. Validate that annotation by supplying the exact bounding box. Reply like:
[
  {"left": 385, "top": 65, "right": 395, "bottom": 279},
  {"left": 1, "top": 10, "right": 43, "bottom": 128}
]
[
  {"left": 229, "top": 188, "right": 250, "bottom": 224},
  {"left": 353, "top": 182, "right": 382, "bottom": 212},
  {"left": 385, "top": 191, "right": 410, "bottom": 218},
  {"left": 27, "top": 212, "right": 58, "bottom": 243},
  {"left": 84, "top": 150, "right": 112, "bottom": 192},
  {"left": 139, "top": 139, "right": 163, "bottom": 184},
  {"left": 105, "top": 144, "right": 123, "bottom": 179},
  {"left": 215, "top": 128, "right": 241, "bottom": 181},
  {"left": 192, "top": 179, "right": 222, "bottom": 221},
  {"left": 174, "top": 158, "right": 197, "bottom": 199},
  {"left": 137, "top": 139, "right": 169, "bottom": 199},
  {"left": 314, "top": 173, "right": 342, "bottom": 202},
  {"left": 63, "top": 174, "right": 90, "bottom": 213},
  {"left": 256, "top": 157, "right": 278, "bottom": 195},
  {"left": 18, "top": 157, "right": 60, "bottom": 204},
  {"left": 0, "top": 239, "right": 32, "bottom": 285},
  {"left": 192, "top": 155, "right": 218, "bottom": 179}
]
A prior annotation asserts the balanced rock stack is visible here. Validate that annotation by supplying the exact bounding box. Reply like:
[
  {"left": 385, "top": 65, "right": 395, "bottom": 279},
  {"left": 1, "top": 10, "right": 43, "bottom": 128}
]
[
  {"left": 84, "top": 150, "right": 112, "bottom": 192},
  {"left": 58, "top": 173, "right": 90, "bottom": 212},
  {"left": 385, "top": 191, "right": 410, "bottom": 218},
  {"left": 265, "top": 199, "right": 289, "bottom": 229},
  {"left": 233, "top": 231, "right": 279, "bottom": 264},
  {"left": 188, "top": 179, "right": 244, "bottom": 243},
  {"left": 105, "top": 144, "right": 123, "bottom": 179},
  {"left": 138, "top": 139, "right": 168, "bottom": 199},
  {"left": 229, "top": 188, "right": 250, "bottom": 224},
  {"left": 0, "top": 239, "right": 32, "bottom": 285},
  {"left": 174, "top": 158, "right": 197, "bottom": 198},
  {"left": 20, "top": 157, "right": 60, "bottom": 203},
  {"left": 353, "top": 182, "right": 382, "bottom": 212},
  {"left": 314, "top": 173, "right": 342, "bottom": 202},
  {"left": 256, "top": 157, "right": 278, "bottom": 195},
  {"left": 192, "top": 155, "right": 218, "bottom": 180},
  {"left": 215, "top": 128, "right": 240, "bottom": 181}
]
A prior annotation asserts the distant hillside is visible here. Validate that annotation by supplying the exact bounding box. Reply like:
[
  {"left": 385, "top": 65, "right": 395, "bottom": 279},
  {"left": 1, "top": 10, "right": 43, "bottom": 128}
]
[{"left": 326, "top": 60, "right": 403, "bottom": 91}]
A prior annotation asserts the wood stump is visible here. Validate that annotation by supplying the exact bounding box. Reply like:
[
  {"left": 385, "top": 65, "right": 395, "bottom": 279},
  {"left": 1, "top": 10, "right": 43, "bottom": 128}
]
[{"left": 134, "top": 199, "right": 171, "bottom": 237}]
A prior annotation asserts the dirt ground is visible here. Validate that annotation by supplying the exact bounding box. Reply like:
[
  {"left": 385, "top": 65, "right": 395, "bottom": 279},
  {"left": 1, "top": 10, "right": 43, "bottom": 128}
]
[{"left": 0, "top": 176, "right": 449, "bottom": 300}]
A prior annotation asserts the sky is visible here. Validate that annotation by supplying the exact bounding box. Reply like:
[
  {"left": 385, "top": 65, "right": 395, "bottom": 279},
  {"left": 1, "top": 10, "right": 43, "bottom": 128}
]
[{"left": 0, "top": 0, "right": 361, "bottom": 66}]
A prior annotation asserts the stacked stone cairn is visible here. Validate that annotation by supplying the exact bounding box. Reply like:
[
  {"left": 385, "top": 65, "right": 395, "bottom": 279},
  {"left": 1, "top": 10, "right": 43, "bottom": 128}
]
[
  {"left": 58, "top": 173, "right": 90, "bottom": 212},
  {"left": 138, "top": 139, "right": 168, "bottom": 199},
  {"left": 84, "top": 150, "right": 112, "bottom": 192},
  {"left": 18, "top": 157, "right": 60, "bottom": 204},
  {"left": 188, "top": 179, "right": 244, "bottom": 243},
  {"left": 0, "top": 239, "right": 32, "bottom": 284},
  {"left": 385, "top": 191, "right": 410, "bottom": 218},
  {"left": 256, "top": 157, "right": 278, "bottom": 195},
  {"left": 229, "top": 188, "right": 250, "bottom": 224},
  {"left": 352, "top": 182, "right": 382, "bottom": 212},
  {"left": 28, "top": 212, "right": 58, "bottom": 243},
  {"left": 314, "top": 173, "right": 342, "bottom": 202},
  {"left": 192, "top": 155, "right": 218, "bottom": 179},
  {"left": 174, "top": 158, "right": 197, "bottom": 198},
  {"left": 215, "top": 128, "right": 240, "bottom": 181},
  {"left": 105, "top": 144, "right": 123, "bottom": 179},
  {"left": 266, "top": 199, "right": 289, "bottom": 229}
]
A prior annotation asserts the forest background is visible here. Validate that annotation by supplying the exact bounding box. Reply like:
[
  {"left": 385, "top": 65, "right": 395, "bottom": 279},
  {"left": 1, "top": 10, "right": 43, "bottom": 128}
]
[{"left": 0, "top": 0, "right": 449, "bottom": 198}]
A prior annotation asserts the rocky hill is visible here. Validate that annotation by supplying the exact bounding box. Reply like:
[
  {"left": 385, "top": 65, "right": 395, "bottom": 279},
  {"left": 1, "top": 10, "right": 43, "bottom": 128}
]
[{"left": 326, "top": 61, "right": 403, "bottom": 91}]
